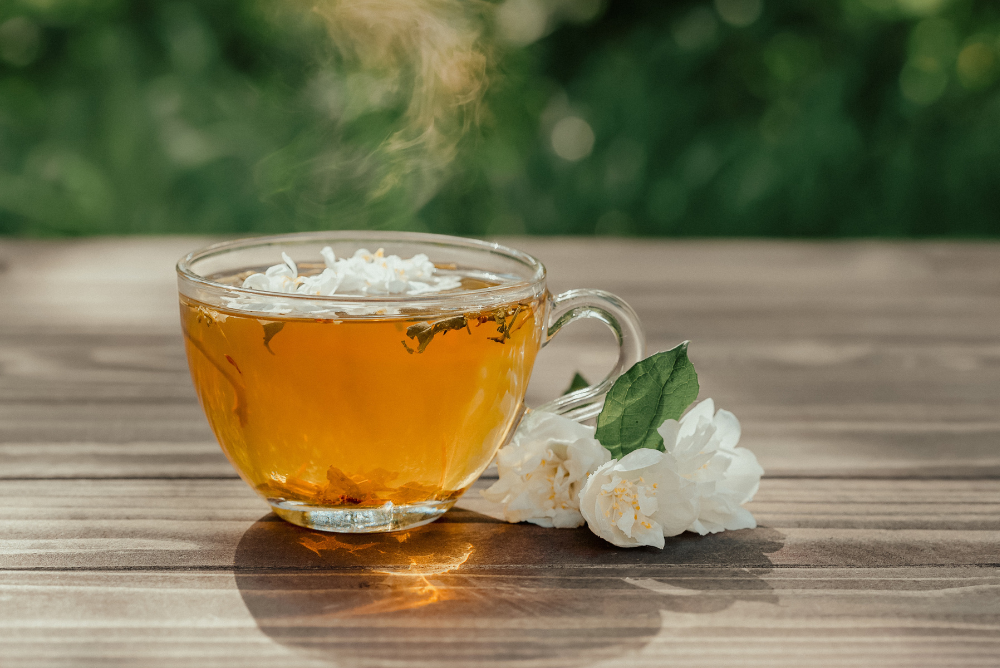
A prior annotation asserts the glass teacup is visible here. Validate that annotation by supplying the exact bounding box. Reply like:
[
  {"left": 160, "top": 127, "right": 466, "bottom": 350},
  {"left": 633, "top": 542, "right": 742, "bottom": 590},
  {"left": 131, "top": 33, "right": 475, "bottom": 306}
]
[{"left": 177, "top": 232, "right": 644, "bottom": 532}]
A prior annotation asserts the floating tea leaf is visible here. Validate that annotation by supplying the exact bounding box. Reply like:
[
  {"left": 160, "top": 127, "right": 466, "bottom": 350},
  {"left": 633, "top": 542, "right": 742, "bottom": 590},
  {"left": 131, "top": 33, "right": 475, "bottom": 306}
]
[
  {"left": 262, "top": 322, "right": 285, "bottom": 354},
  {"left": 403, "top": 315, "right": 470, "bottom": 353}
]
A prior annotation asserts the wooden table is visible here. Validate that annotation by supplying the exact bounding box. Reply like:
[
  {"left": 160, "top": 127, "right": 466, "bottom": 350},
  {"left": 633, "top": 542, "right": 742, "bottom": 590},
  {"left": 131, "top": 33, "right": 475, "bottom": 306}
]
[{"left": 1, "top": 237, "right": 998, "bottom": 667}]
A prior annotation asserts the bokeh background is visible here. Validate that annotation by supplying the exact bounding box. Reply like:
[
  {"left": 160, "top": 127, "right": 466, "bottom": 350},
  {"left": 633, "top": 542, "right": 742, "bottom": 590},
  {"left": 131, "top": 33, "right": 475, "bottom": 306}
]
[{"left": 1, "top": 0, "right": 998, "bottom": 238}]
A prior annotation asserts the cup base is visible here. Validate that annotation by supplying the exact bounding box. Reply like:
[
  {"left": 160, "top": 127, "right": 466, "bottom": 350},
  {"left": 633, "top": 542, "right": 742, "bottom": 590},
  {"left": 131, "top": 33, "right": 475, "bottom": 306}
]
[{"left": 269, "top": 498, "right": 455, "bottom": 533}]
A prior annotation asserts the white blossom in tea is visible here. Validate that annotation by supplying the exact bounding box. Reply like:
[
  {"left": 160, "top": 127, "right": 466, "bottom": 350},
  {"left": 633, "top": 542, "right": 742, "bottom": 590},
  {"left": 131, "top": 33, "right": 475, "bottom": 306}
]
[
  {"left": 578, "top": 449, "right": 698, "bottom": 548},
  {"left": 242, "top": 252, "right": 300, "bottom": 293},
  {"left": 241, "top": 247, "right": 461, "bottom": 297},
  {"left": 481, "top": 410, "right": 611, "bottom": 528},
  {"left": 656, "top": 398, "right": 763, "bottom": 535}
]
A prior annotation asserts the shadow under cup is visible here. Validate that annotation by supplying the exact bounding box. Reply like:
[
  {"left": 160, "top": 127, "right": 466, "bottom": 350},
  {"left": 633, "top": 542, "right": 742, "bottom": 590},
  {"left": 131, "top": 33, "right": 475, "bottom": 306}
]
[{"left": 177, "top": 232, "right": 643, "bottom": 533}]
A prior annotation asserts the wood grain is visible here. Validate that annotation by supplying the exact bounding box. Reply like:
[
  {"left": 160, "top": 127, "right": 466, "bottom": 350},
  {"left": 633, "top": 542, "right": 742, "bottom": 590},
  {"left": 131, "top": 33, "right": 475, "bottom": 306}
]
[
  {"left": 2, "top": 478, "right": 998, "bottom": 570},
  {"left": 0, "top": 238, "right": 998, "bottom": 667},
  {"left": 2, "top": 566, "right": 998, "bottom": 668}
]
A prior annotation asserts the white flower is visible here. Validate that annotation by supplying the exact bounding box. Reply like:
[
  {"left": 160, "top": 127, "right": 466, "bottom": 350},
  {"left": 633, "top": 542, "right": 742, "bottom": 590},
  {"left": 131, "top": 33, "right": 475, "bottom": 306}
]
[
  {"left": 656, "top": 398, "right": 764, "bottom": 535},
  {"left": 578, "top": 449, "right": 698, "bottom": 548},
  {"left": 225, "top": 247, "right": 463, "bottom": 315},
  {"left": 578, "top": 398, "right": 763, "bottom": 548},
  {"left": 239, "top": 247, "right": 461, "bottom": 298},
  {"left": 481, "top": 410, "right": 611, "bottom": 528}
]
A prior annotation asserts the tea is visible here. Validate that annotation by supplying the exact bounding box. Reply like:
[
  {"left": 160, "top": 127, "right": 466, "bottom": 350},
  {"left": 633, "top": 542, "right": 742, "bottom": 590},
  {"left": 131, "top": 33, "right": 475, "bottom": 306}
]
[{"left": 180, "top": 290, "right": 543, "bottom": 517}]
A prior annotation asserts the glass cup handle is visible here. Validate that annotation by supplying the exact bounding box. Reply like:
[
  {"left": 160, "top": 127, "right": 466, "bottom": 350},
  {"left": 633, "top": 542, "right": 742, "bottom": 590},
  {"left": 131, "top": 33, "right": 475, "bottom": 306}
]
[{"left": 534, "top": 289, "right": 646, "bottom": 422}]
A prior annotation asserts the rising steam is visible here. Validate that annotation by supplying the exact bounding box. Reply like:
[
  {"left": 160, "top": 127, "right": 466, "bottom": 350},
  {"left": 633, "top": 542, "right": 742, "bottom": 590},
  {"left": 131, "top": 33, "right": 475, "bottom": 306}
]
[{"left": 309, "top": 0, "right": 493, "bottom": 207}]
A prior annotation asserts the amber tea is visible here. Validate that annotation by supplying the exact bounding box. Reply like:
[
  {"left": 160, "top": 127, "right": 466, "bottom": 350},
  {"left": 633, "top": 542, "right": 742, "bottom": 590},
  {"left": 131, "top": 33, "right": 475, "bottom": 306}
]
[{"left": 182, "top": 289, "right": 543, "bottom": 524}]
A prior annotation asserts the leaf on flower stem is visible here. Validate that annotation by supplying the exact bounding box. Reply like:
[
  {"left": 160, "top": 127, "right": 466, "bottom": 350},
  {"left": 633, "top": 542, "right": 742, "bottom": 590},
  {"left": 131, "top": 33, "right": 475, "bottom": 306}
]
[
  {"left": 594, "top": 342, "right": 699, "bottom": 459},
  {"left": 563, "top": 372, "right": 590, "bottom": 395}
]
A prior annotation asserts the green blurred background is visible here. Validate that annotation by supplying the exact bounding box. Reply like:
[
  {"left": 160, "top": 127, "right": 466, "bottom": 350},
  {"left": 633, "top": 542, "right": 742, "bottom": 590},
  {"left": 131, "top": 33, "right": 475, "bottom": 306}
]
[{"left": 1, "top": 0, "right": 998, "bottom": 238}]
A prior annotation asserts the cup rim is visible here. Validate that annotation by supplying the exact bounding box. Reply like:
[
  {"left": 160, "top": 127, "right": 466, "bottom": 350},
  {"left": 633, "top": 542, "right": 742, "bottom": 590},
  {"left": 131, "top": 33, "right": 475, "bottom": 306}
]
[{"left": 176, "top": 230, "right": 547, "bottom": 305}]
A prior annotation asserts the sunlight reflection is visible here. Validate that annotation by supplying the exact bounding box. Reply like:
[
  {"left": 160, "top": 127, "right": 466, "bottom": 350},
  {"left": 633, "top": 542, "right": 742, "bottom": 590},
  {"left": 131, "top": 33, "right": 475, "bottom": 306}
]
[
  {"left": 343, "top": 543, "right": 474, "bottom": 615},
  {"left": 297, "top": 534, "right": 379, "bottom": 556},
  {"left": 294, "top": 531, "right": 475, "bottom": 615}
]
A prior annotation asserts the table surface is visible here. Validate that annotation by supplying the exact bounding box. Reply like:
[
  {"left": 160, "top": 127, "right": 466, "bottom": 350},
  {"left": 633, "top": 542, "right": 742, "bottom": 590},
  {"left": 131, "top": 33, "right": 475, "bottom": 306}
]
[{"left": 1, "top": 237, "right": 998, "bottom": 668}]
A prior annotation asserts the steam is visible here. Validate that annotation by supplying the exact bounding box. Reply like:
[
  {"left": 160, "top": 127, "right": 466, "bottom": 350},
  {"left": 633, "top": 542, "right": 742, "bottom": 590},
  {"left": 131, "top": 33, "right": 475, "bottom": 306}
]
[{"left": 309, "top": 0, "right": 492, "bottom": 207}]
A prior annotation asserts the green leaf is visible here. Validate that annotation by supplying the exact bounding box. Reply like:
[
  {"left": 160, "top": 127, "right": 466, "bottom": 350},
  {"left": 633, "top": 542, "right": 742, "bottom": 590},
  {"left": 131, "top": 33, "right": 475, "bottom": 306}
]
[
  {"left": 594, "top": 342, "right": 699, "bottom": 459},
  {"left": 563, "top": 371, "right": 590, "bottom": 395}
]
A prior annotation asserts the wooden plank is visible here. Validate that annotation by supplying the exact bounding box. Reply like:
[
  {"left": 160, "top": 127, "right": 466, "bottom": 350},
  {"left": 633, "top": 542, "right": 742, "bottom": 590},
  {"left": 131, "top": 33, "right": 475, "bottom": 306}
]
[
  {"left": 0, "top": 406, "right": 216, "bottom": 448},
  {"left": 0, "top": 237, "right": 207, "bottom": 335},
  {"left": 0, "top": 441, "right": 234, "bottom": 479},
  {"left": 1, "top": 567, "right": 997, "bottom": 668},
  {"left": 2, "top": 478, "right": 999, "bottom": 570}
]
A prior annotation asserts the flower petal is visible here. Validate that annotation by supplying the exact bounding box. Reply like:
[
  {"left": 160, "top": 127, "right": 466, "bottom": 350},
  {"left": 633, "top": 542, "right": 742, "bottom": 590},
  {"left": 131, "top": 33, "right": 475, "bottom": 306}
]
[
  {"left": 613, "top": 447, "right": 665, "bottom": 473},
  {"left": 630, "top": 520, "right": 666, "bottom": 549},
  {"left": 713, "top": 409, "right": 742, "bottom": 450},
  {"left": 678, "top": 399, "right": 715, "bottom": 439},
  {"left": 551, "top": 507, "right": 586, "bottom": 529},
  {"left": 280, "top": 252, "right": 298, "bottom": 277},
  {"left": 656, "top": 418, "right": 680, "bottom": 451},
  {"left": 719, "top": 447, "right": 764, "bottom": 504}
]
